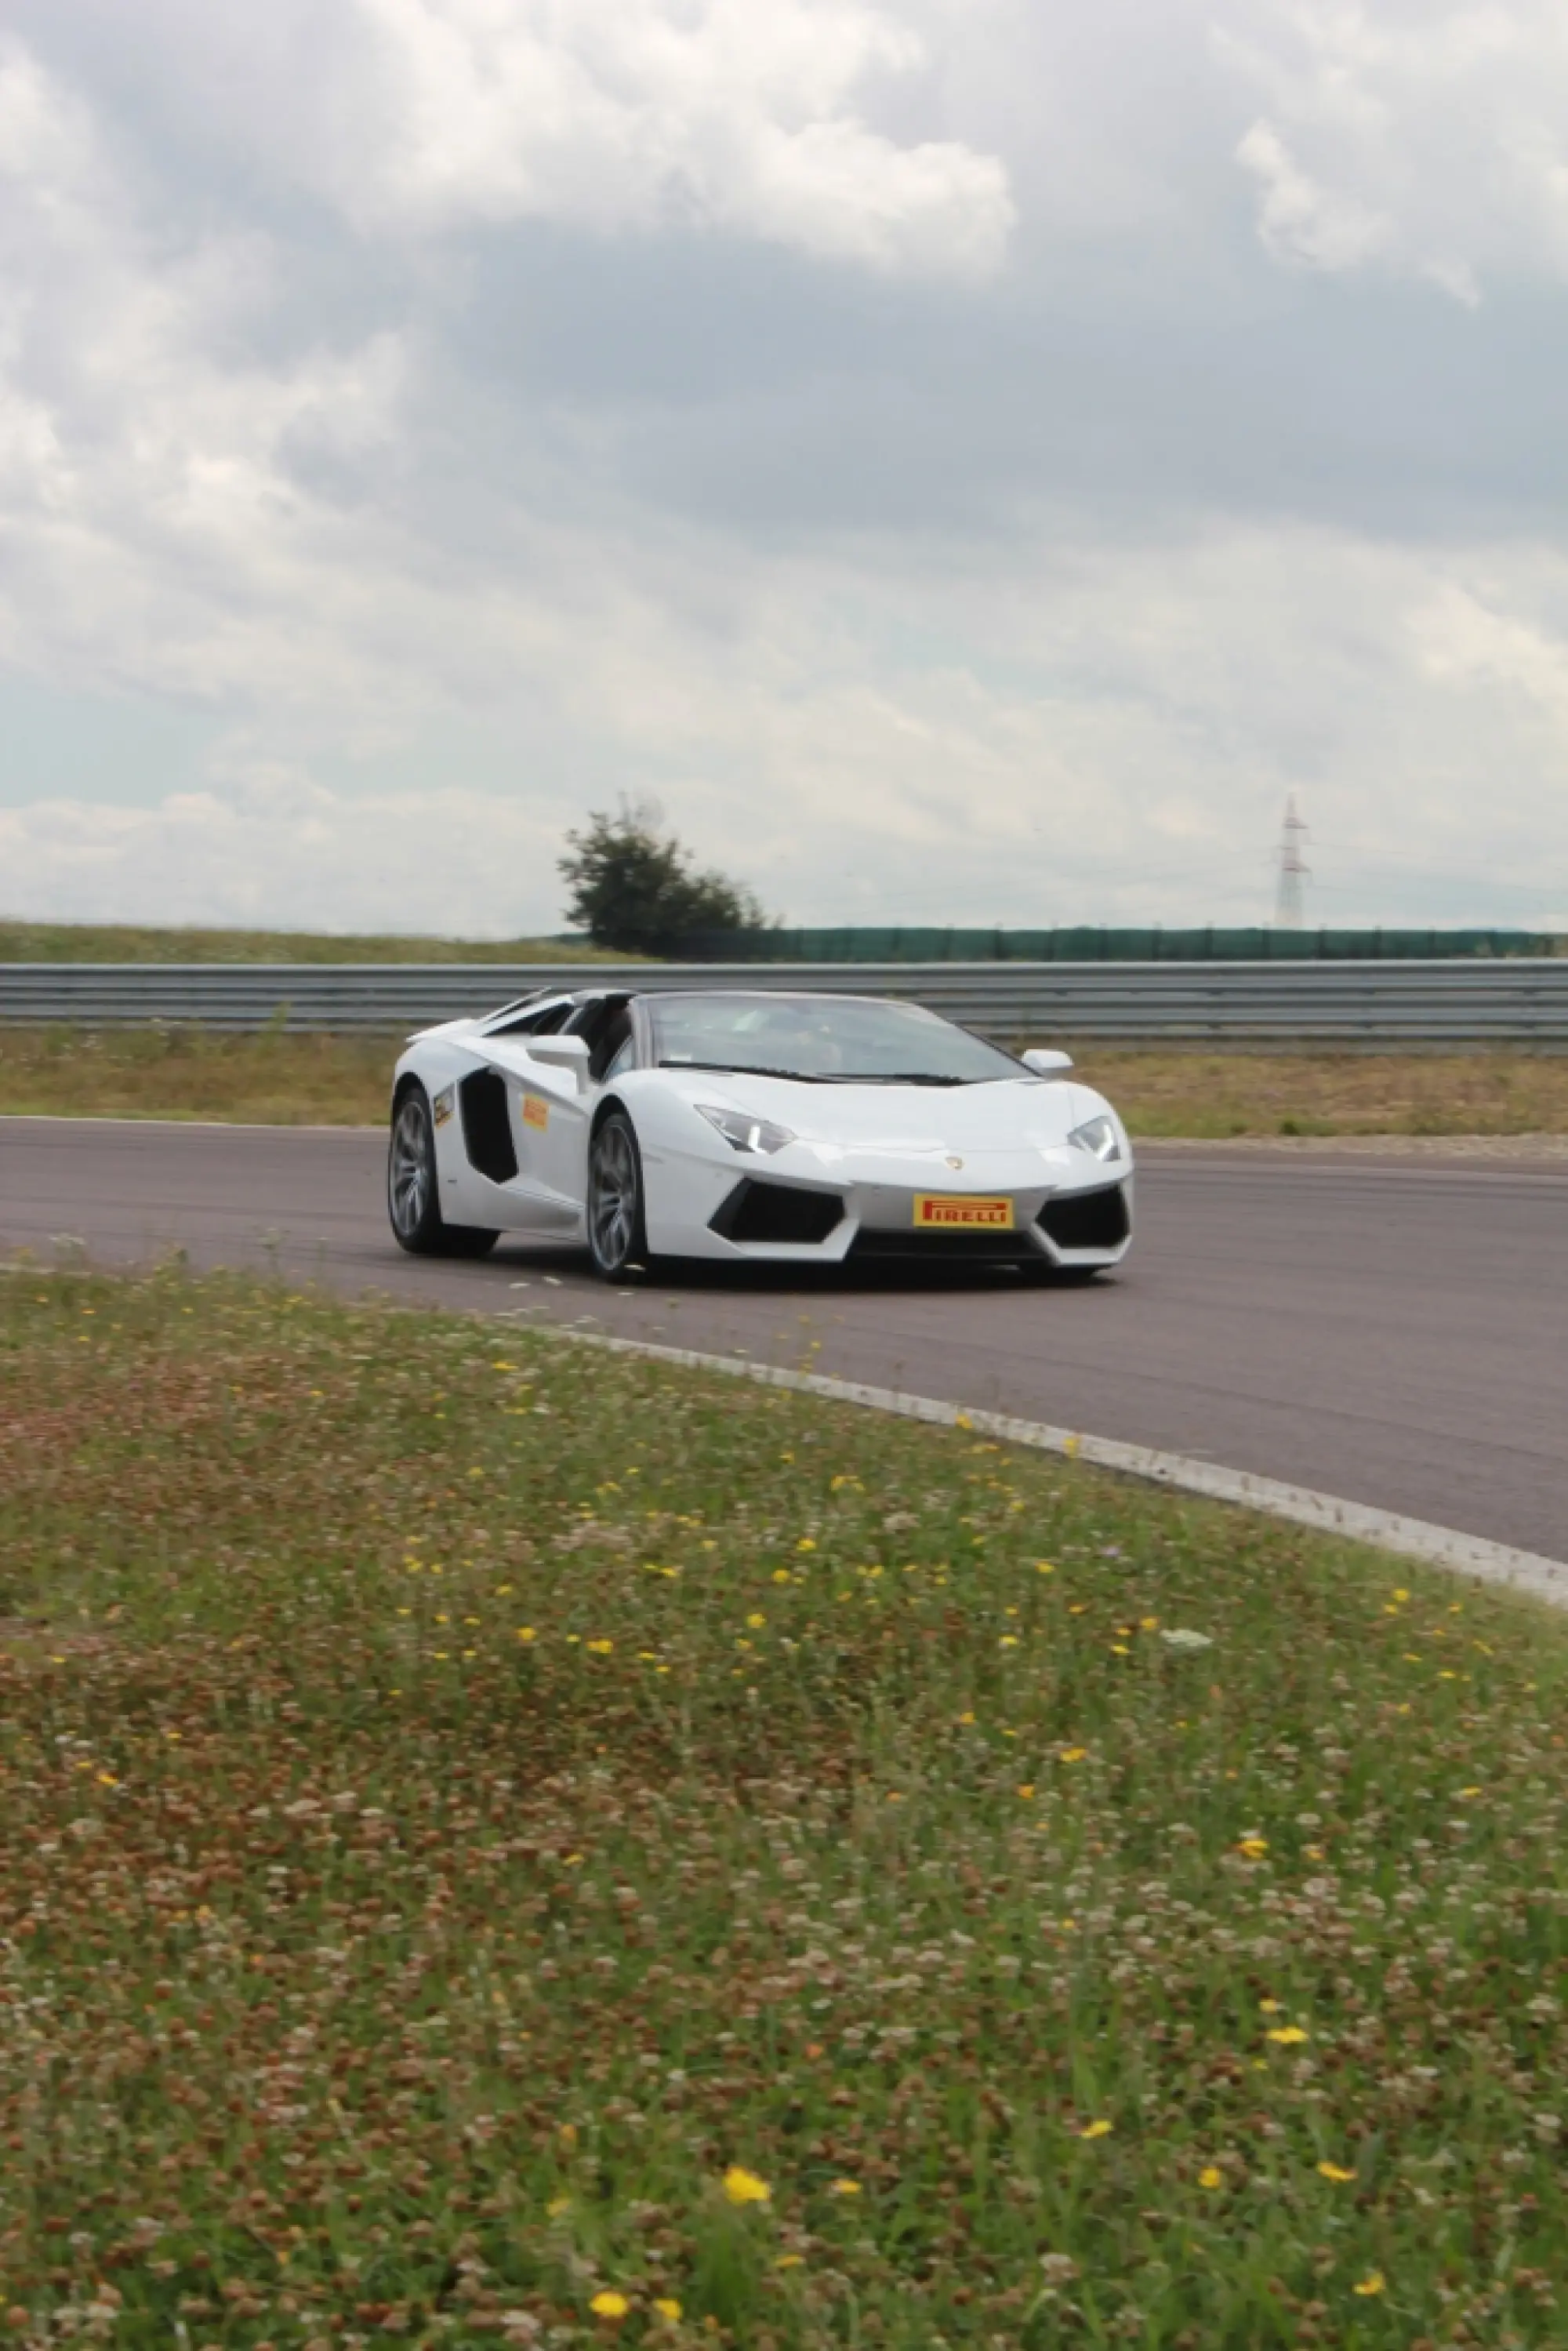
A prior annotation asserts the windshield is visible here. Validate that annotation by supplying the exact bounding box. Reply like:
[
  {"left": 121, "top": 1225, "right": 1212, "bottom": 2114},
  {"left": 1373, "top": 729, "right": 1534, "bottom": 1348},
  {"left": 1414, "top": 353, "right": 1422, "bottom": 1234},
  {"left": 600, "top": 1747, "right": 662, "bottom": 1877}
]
[{"left": 648, "top": 994, "right": 1025, "bottom": 1085}]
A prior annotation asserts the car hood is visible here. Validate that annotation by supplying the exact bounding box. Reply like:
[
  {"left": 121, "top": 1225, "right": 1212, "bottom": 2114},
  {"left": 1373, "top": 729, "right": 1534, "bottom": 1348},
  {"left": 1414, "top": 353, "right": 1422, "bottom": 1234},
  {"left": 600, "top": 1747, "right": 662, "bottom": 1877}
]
[{"left": 670, "top": 1071, "right": 1116, "bottom": 1151}]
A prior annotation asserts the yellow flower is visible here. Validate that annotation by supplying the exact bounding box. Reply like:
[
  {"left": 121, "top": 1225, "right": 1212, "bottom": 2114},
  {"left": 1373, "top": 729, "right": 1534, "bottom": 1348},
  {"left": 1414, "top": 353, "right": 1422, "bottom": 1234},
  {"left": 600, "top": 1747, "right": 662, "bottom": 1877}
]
[
  {"left": 1352, "top": 2272, "right": 1385, "bottom": 2297},
  {"left": 722, "top": 2165, "right": 771, "bottom": 2206},
  {"left": 1258, "top": 1997, "right": 1280, "bottom": 2013},
  {"left": 652, "top": 2300, "right": 682, "bottom": 2323},
  {"left": 1317, "top": 2161, "right": 1356, "bottom": 2183},
  {"left": 590, "top": 2290, "right": 630, "bottom": 2320},
  {"left": 1140, "top": 1615, "right": 1159, "bottom": 1630},
  {"left": 1237, "top": 1837, "right": 1269, "bottom": 1860},
  {"left": 772, "top": 1568, "right": 792, "bottom": 1584},
  {"left": 796, "top": 1538, "right": 817, "bottom": 1552},
  {"left": 1058, "top": 1746, "right": 1087, "bottom": 1764},
  {"left": 586, "top": 1638, "right": 614, "bottom": 1655},
  {"left": 546, "top": 2196, "right": 571, "bottom": 2218},
  {"left": 746, "top": 1612, "right": 766, "bottom": 1629},
  {"left": 1198, "top": 2165, "right": 1223, "bottom": 2190},
  {"left": 958, "top": 1710, "right": 976, "bottom": 1725},
  {"left": 829, "top": 2178, "right": 862, "bottom": 2196},
  {"left": 1110, "top": 1642, "right": 1131, "bottom": 1656},
  {"left": 1265, "top": 2026, "right": 1308, "bottom": 2045},
  {"left": 774, "top": 2255, "right": 804, "bottom": 2270},
  {"left": 1017, "top": 1784, "right": 1036, "bottom": 1800},
  {"left": 1080, "top": 2119, "right": 1112, "bottom": 2140},
  {"left": 1035, "top": 1561, "right": 1055, "bottom": 1574},
  {"left": 999, "top": 1634, "right": 1018, "bottom": 1648}
]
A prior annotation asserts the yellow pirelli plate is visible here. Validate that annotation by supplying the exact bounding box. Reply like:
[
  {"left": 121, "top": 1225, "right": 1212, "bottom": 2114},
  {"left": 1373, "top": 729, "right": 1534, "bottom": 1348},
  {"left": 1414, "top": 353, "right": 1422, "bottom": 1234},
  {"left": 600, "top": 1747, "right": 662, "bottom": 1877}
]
[{"left": 913, "top": 1193, "right": 1015, "bottom": 1231}]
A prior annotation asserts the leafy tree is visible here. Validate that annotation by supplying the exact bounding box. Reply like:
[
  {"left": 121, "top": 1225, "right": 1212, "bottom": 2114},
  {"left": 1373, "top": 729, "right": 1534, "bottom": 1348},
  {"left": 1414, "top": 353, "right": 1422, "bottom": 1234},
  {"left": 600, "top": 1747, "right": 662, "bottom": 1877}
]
[{"left": 558, "top": 800, "right": 771, "bottom": 956}]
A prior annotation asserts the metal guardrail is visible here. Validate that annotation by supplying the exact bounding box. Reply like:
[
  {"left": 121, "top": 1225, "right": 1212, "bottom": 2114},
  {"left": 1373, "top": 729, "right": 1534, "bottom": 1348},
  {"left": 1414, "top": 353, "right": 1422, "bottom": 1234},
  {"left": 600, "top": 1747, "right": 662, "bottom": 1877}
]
[{"left": 2, "top": 961, "right": 1566, "bottom": 1044}]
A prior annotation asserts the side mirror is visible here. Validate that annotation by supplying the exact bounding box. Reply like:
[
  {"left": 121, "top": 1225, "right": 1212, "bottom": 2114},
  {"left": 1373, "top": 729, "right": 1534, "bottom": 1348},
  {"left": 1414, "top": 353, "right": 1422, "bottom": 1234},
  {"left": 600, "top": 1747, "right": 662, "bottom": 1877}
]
[
  {"left": 1022, "top": 1047, "right": 1073, "bottom": 1077},
  {"left": 525, "top": 1034, "right": 592, "bottom": 1087}
]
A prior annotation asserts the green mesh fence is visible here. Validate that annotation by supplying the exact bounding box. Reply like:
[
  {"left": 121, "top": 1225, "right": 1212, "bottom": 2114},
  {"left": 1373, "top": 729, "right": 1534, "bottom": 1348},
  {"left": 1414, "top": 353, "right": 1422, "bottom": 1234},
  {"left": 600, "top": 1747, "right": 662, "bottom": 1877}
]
[{"left": 687, "top": 926, "right": 1559, "bottom": 964}]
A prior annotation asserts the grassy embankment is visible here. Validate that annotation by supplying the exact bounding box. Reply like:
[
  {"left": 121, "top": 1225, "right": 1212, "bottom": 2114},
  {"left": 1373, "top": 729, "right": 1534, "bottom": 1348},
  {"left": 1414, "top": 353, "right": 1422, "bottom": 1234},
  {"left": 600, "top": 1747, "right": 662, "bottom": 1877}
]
[
  {"left": 2, "top": 1270, "right": 1565, "bottom": 2348},
  {"left": 0, "top": 925, "right": 626, "bottom": 966},
  {"left": 2, "top": 1023, "right": 1567, "bottom": 1134}
]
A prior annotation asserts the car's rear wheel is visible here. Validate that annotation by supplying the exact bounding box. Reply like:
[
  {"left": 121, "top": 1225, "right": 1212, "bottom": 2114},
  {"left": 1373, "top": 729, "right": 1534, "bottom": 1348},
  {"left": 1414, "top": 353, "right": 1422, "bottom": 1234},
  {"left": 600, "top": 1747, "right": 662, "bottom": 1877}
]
[
  {"left": 587, "top": 1111, "right": 648, "bottom": 1281},
  {"left": 389, "top": 1085, "right": 498, "bottom": 1259}
]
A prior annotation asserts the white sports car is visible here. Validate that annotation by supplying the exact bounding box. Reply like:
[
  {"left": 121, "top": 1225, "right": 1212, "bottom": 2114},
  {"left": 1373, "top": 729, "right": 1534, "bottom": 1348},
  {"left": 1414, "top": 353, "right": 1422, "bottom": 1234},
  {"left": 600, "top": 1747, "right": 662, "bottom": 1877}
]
[{"left": 387, "top": 986, "right": 1133, "bottom": 1281}]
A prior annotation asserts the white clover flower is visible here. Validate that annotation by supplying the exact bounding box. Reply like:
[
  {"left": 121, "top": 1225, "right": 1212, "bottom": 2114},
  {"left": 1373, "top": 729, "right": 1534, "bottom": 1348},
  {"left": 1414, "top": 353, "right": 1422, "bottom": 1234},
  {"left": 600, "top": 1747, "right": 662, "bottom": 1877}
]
[{"left": 1160, "top": 1627, "right": 1213, "bottom": 1652}]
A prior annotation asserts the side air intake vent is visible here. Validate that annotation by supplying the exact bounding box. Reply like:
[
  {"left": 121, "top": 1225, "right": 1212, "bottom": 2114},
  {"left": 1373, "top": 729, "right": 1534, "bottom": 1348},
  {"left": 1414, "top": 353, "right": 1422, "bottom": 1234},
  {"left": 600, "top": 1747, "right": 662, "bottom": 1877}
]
[
  {"left": 459, "top": 1069, "right": 519, "bottom": 1184},
  {"left": 1038, "top": 1184, "right": 1129, "bottom": 1252},
  {"left": 710, "top": 1180, "right": 844, "bottom": 1246}
]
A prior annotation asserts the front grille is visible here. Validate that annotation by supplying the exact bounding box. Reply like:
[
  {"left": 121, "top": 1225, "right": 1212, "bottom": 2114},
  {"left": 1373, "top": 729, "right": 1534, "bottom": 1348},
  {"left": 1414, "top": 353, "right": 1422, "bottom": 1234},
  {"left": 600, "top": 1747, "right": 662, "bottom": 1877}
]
[
  {"left": 851, "top": 1228, "right": 1032, "bottom": 1263},
  {"left": 710, "top": 1179, "right": 845, "bottom": 1246},
  {"left": 1037, "top": 1183, "right": 1130, "bottom": 1252}
]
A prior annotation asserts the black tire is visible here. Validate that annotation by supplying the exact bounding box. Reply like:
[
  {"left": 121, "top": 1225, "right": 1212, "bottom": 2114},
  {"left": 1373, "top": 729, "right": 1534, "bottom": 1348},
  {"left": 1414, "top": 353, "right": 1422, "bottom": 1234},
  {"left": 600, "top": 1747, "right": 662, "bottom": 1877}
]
[
  {"left": 586, "top": 1110, "right": 649, "bottom": 1281},
  {"left": 388, "top": 1084, "right": 499, "bottom": 1259}
]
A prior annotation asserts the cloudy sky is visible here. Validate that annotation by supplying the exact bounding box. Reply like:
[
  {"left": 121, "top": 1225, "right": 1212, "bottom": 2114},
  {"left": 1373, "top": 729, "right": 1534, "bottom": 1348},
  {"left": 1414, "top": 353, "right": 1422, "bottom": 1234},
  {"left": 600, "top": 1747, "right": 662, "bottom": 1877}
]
[{"left": 2, "top": 0, "right": 1566, "bottom": 936}]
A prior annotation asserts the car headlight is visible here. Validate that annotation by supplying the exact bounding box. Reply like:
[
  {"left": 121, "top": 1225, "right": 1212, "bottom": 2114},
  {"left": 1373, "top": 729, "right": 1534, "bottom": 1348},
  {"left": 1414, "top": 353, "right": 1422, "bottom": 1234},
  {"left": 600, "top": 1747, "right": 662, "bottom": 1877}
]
[
  {"left": 1067, "top": 1113, "right": 1123, "bottom": 1163},
  {"left": 696, "top": 1103, "right": 797, "bottom": 1155}
]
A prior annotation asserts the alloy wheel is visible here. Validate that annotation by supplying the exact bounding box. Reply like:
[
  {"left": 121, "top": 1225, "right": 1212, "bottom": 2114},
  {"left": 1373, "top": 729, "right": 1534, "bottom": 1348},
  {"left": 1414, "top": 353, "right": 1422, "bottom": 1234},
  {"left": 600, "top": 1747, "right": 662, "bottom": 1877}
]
[
  {"left": 390, "top": 1096, "right": 430, "bottom": 1240},
  {"left": 590, "top": 1121, "right": 639, "bottom": 1272}
]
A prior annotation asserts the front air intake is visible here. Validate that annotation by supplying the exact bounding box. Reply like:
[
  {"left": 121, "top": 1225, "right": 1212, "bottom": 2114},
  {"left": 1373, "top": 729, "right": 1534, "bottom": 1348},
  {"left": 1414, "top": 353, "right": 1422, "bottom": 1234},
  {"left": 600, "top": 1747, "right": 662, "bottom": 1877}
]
[
  {"left": 710, "top": 1180, "right": 844, "bottom": 1246},
  {"left": 1038, "top": 1183, "right": 1130, "bottom": 1252}
]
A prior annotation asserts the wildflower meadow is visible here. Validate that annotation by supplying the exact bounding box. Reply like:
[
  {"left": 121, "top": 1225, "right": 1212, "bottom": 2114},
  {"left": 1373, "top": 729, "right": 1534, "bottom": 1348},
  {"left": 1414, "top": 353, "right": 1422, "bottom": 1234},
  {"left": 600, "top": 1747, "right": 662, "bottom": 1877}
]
[{"left": 1, "top": 1268, "right": 1563, "bottom": 2348}]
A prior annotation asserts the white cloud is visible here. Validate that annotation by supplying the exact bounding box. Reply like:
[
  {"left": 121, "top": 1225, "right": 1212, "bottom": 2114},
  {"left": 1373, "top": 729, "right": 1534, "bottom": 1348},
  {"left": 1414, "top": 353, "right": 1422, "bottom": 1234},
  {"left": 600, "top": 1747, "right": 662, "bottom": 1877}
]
[
  {"left": 22, "top": 0, "right": 1011, "bottom": 282},
  {"left": 0, "top": 38, "right": 424, "bottom": 717},
  {"left": 0, "top": 769, "right": 564, "bottom": 933},
  {"left": 337, "top": 0, "right": 1014, "bottom": 277},
  {"left": 1235, "top": 119, "right": 1391, "bottom": 277},
  {"left": 1219, "top": 1, "right": 1568, "bottom": 298}
]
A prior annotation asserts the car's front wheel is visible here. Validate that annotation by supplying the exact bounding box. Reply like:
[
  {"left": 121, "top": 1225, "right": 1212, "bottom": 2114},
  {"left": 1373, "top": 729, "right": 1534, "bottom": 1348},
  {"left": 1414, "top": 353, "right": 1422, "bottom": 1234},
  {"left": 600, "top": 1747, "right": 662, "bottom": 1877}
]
[
  {"left": 586, "top": 1111, "right": 649, "bottom": 1281},
  {"left": 389, "top": 1085, "right": 498, "bottom": 1259}
]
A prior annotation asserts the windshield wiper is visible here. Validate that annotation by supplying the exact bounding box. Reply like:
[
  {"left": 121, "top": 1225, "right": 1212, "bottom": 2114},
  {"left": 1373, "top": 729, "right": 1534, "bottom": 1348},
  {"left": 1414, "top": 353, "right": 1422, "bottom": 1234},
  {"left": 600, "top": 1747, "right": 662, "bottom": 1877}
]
[
  {"left": 656, "top": 1059, "right": 829, "bottom": 1081},
  {"left": 657, "top": 1060, "right": 978, "bottom": 1086}
]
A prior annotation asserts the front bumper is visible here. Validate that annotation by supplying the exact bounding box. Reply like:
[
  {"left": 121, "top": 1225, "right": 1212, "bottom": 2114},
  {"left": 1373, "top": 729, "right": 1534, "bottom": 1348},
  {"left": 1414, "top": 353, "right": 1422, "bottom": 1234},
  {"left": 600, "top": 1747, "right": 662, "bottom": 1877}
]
[{"left": 691, "top": 1168, "right": 1134, "bottom": 1269}]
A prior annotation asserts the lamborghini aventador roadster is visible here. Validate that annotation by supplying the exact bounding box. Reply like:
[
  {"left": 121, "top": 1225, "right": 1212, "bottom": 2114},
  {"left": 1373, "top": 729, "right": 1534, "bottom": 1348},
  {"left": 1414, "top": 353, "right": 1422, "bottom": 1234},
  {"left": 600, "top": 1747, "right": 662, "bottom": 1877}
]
[{"left": 387, "top": 985, "right": 1133, "bottom": 1281}]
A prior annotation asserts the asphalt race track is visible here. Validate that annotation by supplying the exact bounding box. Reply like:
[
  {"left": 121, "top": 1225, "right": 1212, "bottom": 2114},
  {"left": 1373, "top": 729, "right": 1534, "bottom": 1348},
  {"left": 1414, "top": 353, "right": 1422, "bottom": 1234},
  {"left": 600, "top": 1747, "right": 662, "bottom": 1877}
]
[{"left": 4, "top": 1116, "right": 1566, "bottom": 1562}]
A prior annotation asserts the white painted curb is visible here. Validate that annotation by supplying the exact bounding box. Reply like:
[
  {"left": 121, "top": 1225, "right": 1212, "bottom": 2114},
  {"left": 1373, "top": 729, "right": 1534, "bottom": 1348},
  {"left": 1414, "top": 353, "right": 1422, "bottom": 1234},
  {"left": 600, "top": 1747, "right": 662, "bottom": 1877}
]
[{"left": 535, "top": 1326, "right": 1568, "bottom": 1608}]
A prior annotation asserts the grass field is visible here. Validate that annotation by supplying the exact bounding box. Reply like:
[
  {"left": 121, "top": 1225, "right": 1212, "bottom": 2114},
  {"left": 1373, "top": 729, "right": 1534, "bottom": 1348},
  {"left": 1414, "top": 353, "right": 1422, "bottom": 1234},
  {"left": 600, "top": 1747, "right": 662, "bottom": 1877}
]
[
  {"left": 2, "top": 1270, "right": 1564, "bottom": 2349},
  {"left": 3, "top": 1022, "right": 1568, "bottom": 1136},
  {"left": 0, "top": 924, "right": 625, "bottom": 967}
]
